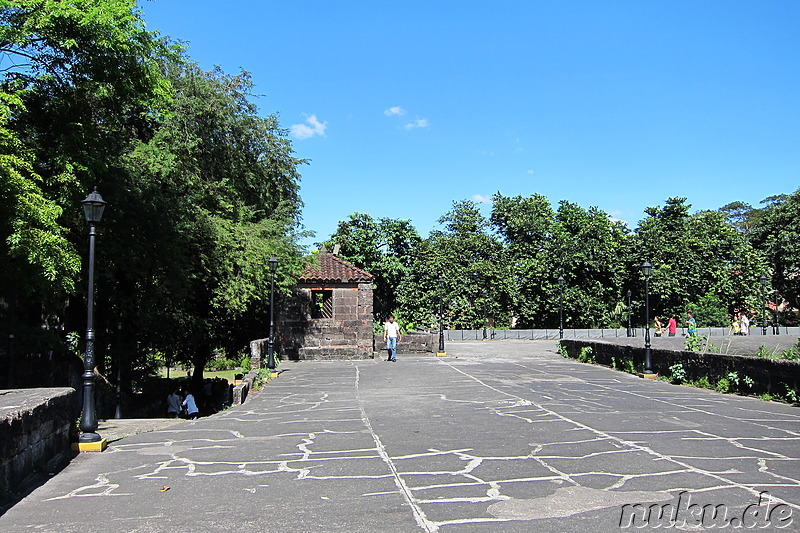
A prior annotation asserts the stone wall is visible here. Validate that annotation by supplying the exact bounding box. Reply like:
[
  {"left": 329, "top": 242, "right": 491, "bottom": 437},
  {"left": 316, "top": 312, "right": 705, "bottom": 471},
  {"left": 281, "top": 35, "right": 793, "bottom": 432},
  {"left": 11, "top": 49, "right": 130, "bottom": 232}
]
[
  {"left": 373, "top": 331, "right": 437, "bottom": 354},
  {"left": 280, "top": 282, "right": 374, "bottom": 360},
  {"left": 0, "top": 388, "right": 77, "bottom": 505},
  {"left": 560, "top": 339, "right": 800, "bottom": 395}
]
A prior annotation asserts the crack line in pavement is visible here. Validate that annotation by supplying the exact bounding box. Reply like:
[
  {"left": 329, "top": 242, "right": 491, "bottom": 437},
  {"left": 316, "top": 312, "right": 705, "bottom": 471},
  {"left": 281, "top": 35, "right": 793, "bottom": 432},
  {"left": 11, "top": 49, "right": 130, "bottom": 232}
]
[
  {"left": 440, "top": 359, "right": 800, "bottom": 512},
  {"left": 354, "top": 365, "right": 438, "bottom": 533}
]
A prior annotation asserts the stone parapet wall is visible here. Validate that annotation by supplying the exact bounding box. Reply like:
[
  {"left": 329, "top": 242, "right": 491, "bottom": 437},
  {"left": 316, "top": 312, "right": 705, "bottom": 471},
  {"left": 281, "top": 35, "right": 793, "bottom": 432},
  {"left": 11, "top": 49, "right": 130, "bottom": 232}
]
[
  {"left": 0, "top": 388, "right": 77, "bottom": 503},
  {"left": 560, "top": 339, "right": 800, "bottom": 395},
  {"left": 373, "top": 332, "right": 437, "bottom": 354}
]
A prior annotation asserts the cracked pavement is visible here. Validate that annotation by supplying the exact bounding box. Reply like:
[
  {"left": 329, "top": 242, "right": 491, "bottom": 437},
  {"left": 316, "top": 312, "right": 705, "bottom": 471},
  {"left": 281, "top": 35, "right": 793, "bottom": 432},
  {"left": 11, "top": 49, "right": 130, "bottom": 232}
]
[{"left": 1, "top": 340, "right": 798, "bottom": 532}]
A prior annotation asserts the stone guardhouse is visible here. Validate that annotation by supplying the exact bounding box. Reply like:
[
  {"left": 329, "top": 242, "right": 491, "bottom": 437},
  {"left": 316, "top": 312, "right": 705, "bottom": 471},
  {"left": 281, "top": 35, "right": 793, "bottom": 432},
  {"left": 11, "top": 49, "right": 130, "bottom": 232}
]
[{"left": 280, "top": 247, "right": 375, "bottom": 360}]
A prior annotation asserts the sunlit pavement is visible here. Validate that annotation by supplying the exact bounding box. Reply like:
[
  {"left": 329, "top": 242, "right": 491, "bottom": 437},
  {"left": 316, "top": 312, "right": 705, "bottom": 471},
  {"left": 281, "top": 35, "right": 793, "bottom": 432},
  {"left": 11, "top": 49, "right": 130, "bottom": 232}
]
[{"left": 1, "top": 340, "right": 798, "bottom": 532}]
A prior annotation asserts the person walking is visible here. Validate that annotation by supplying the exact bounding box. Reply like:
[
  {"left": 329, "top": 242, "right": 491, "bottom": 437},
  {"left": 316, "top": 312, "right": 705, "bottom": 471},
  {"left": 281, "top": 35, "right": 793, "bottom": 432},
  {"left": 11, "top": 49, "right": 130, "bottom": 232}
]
[
  {"left": 739, "top": 312, "right": 750, "bottom": 336},
  {"left": 686, "top": 312, "right": 697, "bottom": 337},
  {"left": 182, "top": 388, "right": 199, "bottom": 420},
  {"left": 667, "top": 316, "right": 677, "bottom": 337},
  {"left": 728, "top": 315, "right": 741, "bottom": 336},
  {"left": 383, "top": 315, "right": 402, "bottom": 362},
  {"left": 654, "top": 317, "right": 663, "bottom": 337},
  {"left": 166, "top": 388, "right": 182, "bottom": 418}
]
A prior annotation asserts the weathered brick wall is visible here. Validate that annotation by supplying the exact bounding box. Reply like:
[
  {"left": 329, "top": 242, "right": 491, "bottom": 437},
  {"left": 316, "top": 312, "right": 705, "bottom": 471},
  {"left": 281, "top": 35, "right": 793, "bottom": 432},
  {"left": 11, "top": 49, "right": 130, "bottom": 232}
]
[
  {"left": 275, "top": 282, "right": 375, "bottom": 361},
  {"left": 560, "top": 339, "right": 800, "bottom": 395},
  {"left": 0, "top": 388, "right": 77, "bottom": 503}
]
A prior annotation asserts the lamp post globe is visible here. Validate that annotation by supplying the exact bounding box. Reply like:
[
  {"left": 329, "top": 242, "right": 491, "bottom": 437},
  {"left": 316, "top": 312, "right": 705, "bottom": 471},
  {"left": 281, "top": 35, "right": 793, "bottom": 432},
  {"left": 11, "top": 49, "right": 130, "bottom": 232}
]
[
  {"left": 79, "top": 187, "right": 106, "bottom": 444},
  {"left": 641, "top": 261, "right": 653, "bottom": 374},
  {"left": 267, "top": 256, "right": 278, "bottom": 370},
  {"left": 557, "top": 276, "right": 565, "bottom": 340}
]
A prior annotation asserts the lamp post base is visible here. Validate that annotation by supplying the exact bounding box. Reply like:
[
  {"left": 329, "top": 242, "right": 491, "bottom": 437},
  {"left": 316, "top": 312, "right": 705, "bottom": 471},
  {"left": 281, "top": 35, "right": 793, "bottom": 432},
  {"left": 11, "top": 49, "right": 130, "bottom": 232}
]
[
  {"left": 72, "top": 437, "right": 108, "bottom": 452},
  {"left": 639, "top": 372, "right": 658, "bottom": 380}
]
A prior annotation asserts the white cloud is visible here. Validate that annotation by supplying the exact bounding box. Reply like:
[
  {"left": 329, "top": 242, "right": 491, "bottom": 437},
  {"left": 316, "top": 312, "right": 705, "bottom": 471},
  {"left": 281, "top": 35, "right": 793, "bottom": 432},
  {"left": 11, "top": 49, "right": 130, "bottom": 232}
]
[
  {"left": 527, "top": 169, "right": 535, "bottom": 175},
  {"left": 384, "top": 106, "right": 406, "bottom": 116},
  {"left": 290, "top": 114, "right": 327, "bottom": 140},
  {"left": 472, "top": 194, "right": 492, "bottom": 204},
  {"left": 607, "top": 211, "right": 629, "bottom": 226},
  {"left": 404, "top": 118, "right": 429, "bottom": 130}
]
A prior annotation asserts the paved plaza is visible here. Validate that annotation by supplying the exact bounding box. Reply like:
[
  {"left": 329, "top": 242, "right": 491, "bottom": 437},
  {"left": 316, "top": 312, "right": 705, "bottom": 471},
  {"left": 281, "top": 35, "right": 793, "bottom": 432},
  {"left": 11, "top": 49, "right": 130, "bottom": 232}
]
[{"left": 1, "top": 340, "right": 799, "bottom": 532}]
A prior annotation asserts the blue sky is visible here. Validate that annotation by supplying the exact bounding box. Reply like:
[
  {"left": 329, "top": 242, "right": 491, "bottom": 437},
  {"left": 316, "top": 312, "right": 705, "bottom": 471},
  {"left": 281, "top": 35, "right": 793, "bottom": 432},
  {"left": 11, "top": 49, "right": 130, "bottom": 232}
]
[{"left": 139, "top": 1, "right": 799, "bottom": 247}]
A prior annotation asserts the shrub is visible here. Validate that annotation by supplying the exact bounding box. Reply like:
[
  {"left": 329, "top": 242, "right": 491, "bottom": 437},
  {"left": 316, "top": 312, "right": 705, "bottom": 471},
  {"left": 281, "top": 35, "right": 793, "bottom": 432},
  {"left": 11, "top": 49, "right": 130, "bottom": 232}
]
[
  {"left": 715, "top": 378, "right": 731, "bottom": 394},
  {"left": 669, "top": 363, "right": 686, "bottom": 384},
  {"left": 577, "top": 346, "right": 594, "bottom": 364},
  {"left": 557, "top": 341, "right": 568, "bottom": 358}
]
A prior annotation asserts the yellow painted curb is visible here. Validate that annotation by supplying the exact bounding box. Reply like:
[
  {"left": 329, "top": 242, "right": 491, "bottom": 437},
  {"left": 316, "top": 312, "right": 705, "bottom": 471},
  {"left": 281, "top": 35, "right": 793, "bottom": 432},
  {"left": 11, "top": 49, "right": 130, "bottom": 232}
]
[
  {"left": 72, "top": 438, "right": 108, "bottom": 452},
  {"left": 271, "top": 372, "right": 279, "bottom": 378},
  {"left": 436, "top": 352, "right": 447, "bottom": 357},
  {"left": 640, "top": 373, "right": 658, "bottom": 380}
]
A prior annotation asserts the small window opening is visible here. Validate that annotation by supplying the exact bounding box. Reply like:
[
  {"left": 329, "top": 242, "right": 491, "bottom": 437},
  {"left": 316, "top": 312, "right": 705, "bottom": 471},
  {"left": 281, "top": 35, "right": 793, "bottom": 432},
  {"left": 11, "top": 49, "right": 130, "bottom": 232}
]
[{"left": 311, "top": 289, "right": 333, "bottom": 319}]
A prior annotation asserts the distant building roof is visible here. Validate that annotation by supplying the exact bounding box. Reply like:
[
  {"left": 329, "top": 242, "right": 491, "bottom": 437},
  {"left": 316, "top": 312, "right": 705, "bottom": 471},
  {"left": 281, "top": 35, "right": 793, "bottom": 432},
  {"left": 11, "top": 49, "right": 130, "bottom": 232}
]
[{"left": 298, "top": 247, "right": 374, "bottom": 283}]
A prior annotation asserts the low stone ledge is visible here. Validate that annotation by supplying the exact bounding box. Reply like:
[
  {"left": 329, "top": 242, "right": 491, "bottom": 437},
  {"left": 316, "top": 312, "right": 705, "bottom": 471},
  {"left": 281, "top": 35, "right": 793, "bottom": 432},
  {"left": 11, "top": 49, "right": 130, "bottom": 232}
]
[
  {"left": 560, "top": 339, "right": 800, "bottom": 395},
  {"left": 0, "top": 388, "right": 77, "bottom": 506},
  {"left": 373, "top": 332, "right": 437, "bottom": 354},
  {"left": 232, "top": 369, "right": 262, "bottom": 406}
]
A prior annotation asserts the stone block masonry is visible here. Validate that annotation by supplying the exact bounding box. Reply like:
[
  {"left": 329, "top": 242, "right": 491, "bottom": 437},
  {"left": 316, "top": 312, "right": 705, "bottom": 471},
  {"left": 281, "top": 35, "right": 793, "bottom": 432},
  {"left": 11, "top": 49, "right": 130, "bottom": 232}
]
[{"left": 0, "top": 388, "right": 77, "bottom": 506}]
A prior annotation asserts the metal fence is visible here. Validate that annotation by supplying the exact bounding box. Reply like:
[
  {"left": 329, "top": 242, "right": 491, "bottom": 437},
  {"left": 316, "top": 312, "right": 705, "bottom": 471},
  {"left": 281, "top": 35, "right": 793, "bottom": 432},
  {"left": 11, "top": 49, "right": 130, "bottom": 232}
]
[{"left": 442, "top": 326, "right": 800, "bottom": 341}]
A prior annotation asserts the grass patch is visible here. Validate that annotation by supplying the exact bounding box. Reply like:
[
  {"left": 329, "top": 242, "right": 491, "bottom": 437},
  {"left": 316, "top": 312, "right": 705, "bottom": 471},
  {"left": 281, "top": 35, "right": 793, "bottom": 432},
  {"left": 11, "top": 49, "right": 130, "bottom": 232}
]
[{"left": 158, "top": 368, "right": 244, "bottom": 381}]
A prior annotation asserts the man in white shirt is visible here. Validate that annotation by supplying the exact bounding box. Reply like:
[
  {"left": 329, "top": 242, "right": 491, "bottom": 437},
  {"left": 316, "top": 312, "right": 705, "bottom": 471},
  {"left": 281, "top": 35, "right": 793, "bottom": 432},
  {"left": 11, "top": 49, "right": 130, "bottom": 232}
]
[
  {"left": 739, "top": 312, "right": 750, "bottom": 335},
  {"left": 383, "top": 316, "right": 402, "bottom": 362}
]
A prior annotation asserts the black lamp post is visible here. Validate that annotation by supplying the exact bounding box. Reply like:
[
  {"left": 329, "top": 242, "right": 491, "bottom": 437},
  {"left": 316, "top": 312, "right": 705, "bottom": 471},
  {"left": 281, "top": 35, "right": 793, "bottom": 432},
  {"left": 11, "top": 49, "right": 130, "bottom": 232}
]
[
  {"left": 641, "top": 261, "right": 653, "bottom": 374},
  {"left": 481, "top": 290, "right": 488, "bottom": 340},
  {"left": 267, "top": 256, "right": 278, "bottom": 370},
  {"left": 558, "top": 276, "right": 565, "bottom": 340},
  {"left": 115, "top": 321, "right": 122, "bottom": 419},
  {"left": 773, "top": 290, "right": 780, "bottom": 335},
  {"left": 760, "top": 274, "right": 768, "bottom": 336},
  {"left": 437, "top": 277, "right": 446, "bottom": 355},
  {"left": 79, "top": 187, "right": 106, "bottom": 445},
  {"left": 626, "top": 289, "right": 633, "bottom": 337}
]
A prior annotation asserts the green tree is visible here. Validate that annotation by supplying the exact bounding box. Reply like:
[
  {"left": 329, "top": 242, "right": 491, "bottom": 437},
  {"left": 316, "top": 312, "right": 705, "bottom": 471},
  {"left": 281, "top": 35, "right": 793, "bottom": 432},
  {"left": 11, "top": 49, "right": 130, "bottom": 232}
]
[
  {"left": 750, "top": 189, "right": 800, "bottom": 319},
  {"left": 325, "top": 213, "right": 422, "bottom": 319},
  {"left": 633, "top": 197, "right": 766, "bottom": 326},
  {"left": 115, "top": 60, "right": 306, "bottom": 382},
  {"left": 400, "top": 200, "right": 512, "bottom": 329},
  {"left": 490, "top": 193, "right": 630, "bottom": 328}
]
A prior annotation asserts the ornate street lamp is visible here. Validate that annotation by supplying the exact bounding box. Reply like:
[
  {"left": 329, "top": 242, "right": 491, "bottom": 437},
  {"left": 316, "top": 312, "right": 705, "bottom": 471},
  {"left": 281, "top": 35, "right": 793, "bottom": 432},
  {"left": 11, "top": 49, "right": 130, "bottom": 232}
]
[
  {"left": 437, "top": 277, "right": 446, "bottom": 356},
  {"left": 78, "top": 187, "right": 106, "bottom": 449},
  {"left": 626, "top": 289, "right": 633, "bottom": 337},
  {"left": 267, "top": 256, "right": 278, "bottom": 370},
  {"left": 641, "top": 261, "right": 653, "bottom": 374},
  {"left": 558, "top": 276, "right": 565, "bottom": 340},
  {"left": 481, "top": 290, "right": 488, "bottom": 340},
  {"left": 760, "top": 274, "right": 768, "bottom": 336}
]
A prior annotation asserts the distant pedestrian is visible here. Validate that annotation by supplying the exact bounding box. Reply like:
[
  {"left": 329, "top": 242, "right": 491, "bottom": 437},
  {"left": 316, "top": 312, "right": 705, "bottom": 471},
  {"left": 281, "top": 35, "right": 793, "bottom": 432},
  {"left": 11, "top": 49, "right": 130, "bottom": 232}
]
[
  {"left": 667, "top": 316, "right": 677, "bottom": 337},
  {"left": 739, "top": 312, "right": 750, "bottom": 335},
  {"left": 728, "top": 315, "right": 741, "bottom": 336},
  {"left": 686, "top": 312, "right": 697, "bottom": 337},
  {"left": 166, "top": 388, "right": 182, "bottom": 418},
  {"left": 182, "top": 388, "right": 199, "bottom": 420},
  {"left": 654, "top": 317, "right": 663, "bottom": 337},
  {"left": 383, "top": 315, "right": 402, "bottom": 362}
]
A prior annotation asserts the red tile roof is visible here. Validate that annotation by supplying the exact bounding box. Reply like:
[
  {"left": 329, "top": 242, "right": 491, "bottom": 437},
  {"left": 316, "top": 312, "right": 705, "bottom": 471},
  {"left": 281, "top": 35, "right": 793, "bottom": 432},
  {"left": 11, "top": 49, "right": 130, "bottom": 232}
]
[{"left": 298, "top": 251, "right": 374, "bottom": 282}]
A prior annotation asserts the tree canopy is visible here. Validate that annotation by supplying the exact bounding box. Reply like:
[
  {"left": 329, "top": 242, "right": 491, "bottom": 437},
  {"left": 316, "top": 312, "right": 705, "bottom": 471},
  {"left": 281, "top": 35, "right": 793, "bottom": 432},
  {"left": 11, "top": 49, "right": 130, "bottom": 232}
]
[
  {"left": 325, "top": 191, "right": 793, "bottom": 330},
  {"left": 0, "top": 0, "right": 307, "bottom": 385}
]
